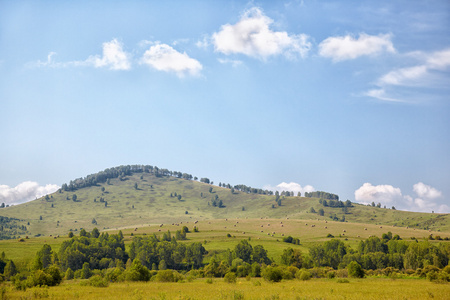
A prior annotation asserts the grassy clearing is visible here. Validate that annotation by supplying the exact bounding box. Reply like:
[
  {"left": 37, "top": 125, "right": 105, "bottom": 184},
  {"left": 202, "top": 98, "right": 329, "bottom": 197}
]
[{"left": 1, "top": 277, "right": 449, "bottom": 299}]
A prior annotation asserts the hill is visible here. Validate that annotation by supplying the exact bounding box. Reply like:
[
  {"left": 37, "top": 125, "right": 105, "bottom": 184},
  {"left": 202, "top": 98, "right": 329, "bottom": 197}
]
[{"left": 0, "top": 165, "right": 449, "bottom": 239}]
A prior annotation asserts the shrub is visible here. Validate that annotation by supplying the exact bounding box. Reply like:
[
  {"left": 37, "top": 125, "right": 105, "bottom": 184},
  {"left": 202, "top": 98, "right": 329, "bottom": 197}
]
[
  {"left": 224, "top": 272, "right": 237, "bottom": 283},
  {"left": 125, "top": 260, "right": 150, "bottom": 281},
  {"left": 426, "top": 271, "right": 438, "bottom": 281},
  {"left": 153, "top": 270, "right": 183, "bottom": 282},
  {"left": 327, "top": 271, "right": 336, "bottom": 279},
  {"left": 27, "top": 270, "right": 53, "bottom": 287},
  {"left": 335, "top": 269, "right": 348, "bottom": 278},
  {"left": 443, "top": 265, "right": 450, "bottom": 274},
  {"left": 262, "top": 266, "right": 283, "bottom": 282},
  {"left": 65, "top": 268, "right": 74, "bottom": 280},
  {"left": 347, "top": 261, "right": 364, "bottom": 278},
  {"left": 86, "top": 275, "right": 109, "bottom": 287},
  {"left": 296, "top": 269, "right": 312, "bottom": 281},
  {"left": 105, "top": 267, "right": 124, "bottom": 282},
  {"left": 337, "top": 278, "right": 349, "bottom": 283},
  {"left": 251, "top": 262, "right": 261, "bottom": 277},
  {"left": 46, "top": 265, "right": 62, "bottom": 286}
]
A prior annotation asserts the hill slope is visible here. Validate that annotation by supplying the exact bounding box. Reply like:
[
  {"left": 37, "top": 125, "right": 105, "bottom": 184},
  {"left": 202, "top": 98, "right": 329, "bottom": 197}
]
[{"left": 1, "top": 166, "right": 449, "bottom": 238}]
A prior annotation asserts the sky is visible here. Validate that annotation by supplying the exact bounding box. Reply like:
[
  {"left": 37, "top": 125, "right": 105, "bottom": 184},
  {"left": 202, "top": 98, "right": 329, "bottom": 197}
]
[{"left": 0, "top": 0, "right": 449, "bottom": 213}]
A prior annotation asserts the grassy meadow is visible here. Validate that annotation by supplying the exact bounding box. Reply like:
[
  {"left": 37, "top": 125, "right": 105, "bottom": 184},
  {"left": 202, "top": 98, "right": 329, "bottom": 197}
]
[{"left": 1, "top": 277, "right": 450, "bottom": 300}]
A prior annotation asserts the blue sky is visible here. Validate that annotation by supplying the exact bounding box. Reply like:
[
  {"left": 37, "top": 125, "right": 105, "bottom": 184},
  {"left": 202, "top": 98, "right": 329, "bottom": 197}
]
[{"left": 1, "top": 0, "right": 449, "bottom": 213}]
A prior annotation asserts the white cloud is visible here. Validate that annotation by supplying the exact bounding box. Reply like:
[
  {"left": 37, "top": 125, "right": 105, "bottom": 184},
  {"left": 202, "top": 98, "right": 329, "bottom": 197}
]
[
  {"left": 379, "top": 65, "right": 428, "bottom": 86},
  {"left": 413, "top": 182, "right": 442, "bottom": 200},
  {"left": 0, "top": 181, "right": 60, "bottom": 206},
  {"left": 87, "top": 39, "right": 131, "bottom": 70},
  {"left": 354, "top": 183, "right": 402, "bottom": 205},
  {"left": 141, "top": 43, "right": 202, "bottom": 77},
  {"left": 264, "top": 182, "right": 315, "bottom": 195},
  {"left": 319, "top": 33, "right": 395, "bottom": 62},
  {"left": 426, "top": 49, "right": 450, "bottom": 70},
  {"left": 354, "top": 182, "right": 447, "bottom": 213},
  {"left": 212, "top": 7, "right": 311, "bottom": 60}
]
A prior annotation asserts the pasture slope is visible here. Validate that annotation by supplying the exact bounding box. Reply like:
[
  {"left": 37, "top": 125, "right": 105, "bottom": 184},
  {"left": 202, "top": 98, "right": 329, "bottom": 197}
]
[{"left": 1, "top": 169, "right": 449, "bottom": 239}]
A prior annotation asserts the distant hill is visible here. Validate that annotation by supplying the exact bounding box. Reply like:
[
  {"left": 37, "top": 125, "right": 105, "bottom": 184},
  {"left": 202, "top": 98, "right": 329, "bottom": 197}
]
[{"left": 0, "top": 165, "right": 449, "bottom": 239}]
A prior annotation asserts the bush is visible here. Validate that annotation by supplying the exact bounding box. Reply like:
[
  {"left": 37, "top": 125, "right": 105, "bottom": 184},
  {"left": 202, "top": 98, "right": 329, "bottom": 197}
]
[
  {"left": 443, "top": 265, "right": 450, "bottom": 274},
  {"left": 125, "top": 260, "right": 150, "bottom": 281},
  {"left": 27, "top": 270, "right": 53, "bottom": 287},
  {"left": 85, "top": 275, "right": 109, "bottom": 287},
  {"left": 262, "top": 266, "right": 283, "bottom": 282},
  {"left": 296, "top": 269, "right": 312, "bottom": 281},
  {"left": 65, "top": 268, "right": 74, "bottom": 280},
  {"left": 153, "top": 270, "right": 183, "bottom": 282},
  {"left": 347, "top": 261, "right": 364, "bottom": 278},
  {"left": 224, "top": 272, "right": 237, "bottom": 283},
  {"left": 105, "top": 267, "right": 124, "bottom": 282}
]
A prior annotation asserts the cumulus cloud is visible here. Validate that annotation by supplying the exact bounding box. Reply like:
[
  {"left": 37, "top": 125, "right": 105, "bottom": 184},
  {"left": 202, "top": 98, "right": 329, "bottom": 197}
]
[
  {"left": 264, "top": 182, "right": 315, "bottom": 195},
  {"left": 212, "top": 7, "right": 311, "bottom": 60},
  {"left": 354, "top": 183, "right": 402, "bottom": 205},
  {"left": 319, "top": 33, "right": 395, "bottom": 62},
  {"left": 87, "top": 39, "right": 131, "bottom": 70},
  {"left": 0, "top": 181, "right": 60, "bottom": 206},
  {"left": 354, "top": 182, "right": 447, "bottom": 213},
  {"left": 141, "top": 43, "right": 202, "bottom": 77},
  {"left": 413, "top": 182, "right": 442, "bottom": 199}
]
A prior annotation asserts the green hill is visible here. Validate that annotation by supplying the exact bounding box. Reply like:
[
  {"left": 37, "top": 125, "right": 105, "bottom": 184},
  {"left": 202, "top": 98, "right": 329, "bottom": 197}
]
[{"left": 1, "top": 165, "right": 449, "bottom": 239}]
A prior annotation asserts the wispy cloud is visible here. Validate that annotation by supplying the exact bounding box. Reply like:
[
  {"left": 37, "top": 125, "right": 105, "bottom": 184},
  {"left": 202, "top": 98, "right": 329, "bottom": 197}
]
[
  {"left": 0, "top": 181, "right": 60, "bottom": 206},
  {"left": 366, "top": 48, "right": 450, "bottom": 103},
  {"left": 29, "top": 39, "right": 131, "bottom": 70},
  {"left": 212, "top": 7, "right": 311, "bottom": 60},
  {"left": 319, "top": 33, "right": 395, "bottom": 62},
  {"left": 218, "top": 58, "right": 243, "bottom": 68},
  {"left": 140, "top": 43, "right": 202, "bottom": 77}
]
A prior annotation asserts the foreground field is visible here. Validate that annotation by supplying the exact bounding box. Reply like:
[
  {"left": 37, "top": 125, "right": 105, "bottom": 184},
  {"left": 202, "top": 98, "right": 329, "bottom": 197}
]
[{"left": 2, "top": 277, "right": 449, "bottom": 299}]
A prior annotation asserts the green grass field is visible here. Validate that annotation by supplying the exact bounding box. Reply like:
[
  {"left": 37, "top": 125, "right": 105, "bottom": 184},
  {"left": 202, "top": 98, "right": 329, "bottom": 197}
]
[{"left": 2, "top": 277, "right": 449, "bottom": 299}]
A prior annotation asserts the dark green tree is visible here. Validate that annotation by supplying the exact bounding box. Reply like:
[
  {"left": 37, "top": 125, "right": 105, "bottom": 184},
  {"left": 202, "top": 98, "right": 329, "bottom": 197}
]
[{"left": 234, "top": 240, "right": 253, "bottom": 263}]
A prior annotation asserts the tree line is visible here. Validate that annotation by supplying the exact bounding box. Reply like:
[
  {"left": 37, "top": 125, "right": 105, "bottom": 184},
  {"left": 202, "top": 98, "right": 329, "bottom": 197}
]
[{"left": 2, "top": 229, "right": 450, "bottom": 289}]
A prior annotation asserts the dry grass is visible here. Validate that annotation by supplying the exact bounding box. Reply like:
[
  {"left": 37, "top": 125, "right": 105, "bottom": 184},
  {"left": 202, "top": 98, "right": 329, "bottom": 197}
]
[{"left": 2, "top": 277, "right": 449, "bottom": 299}]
